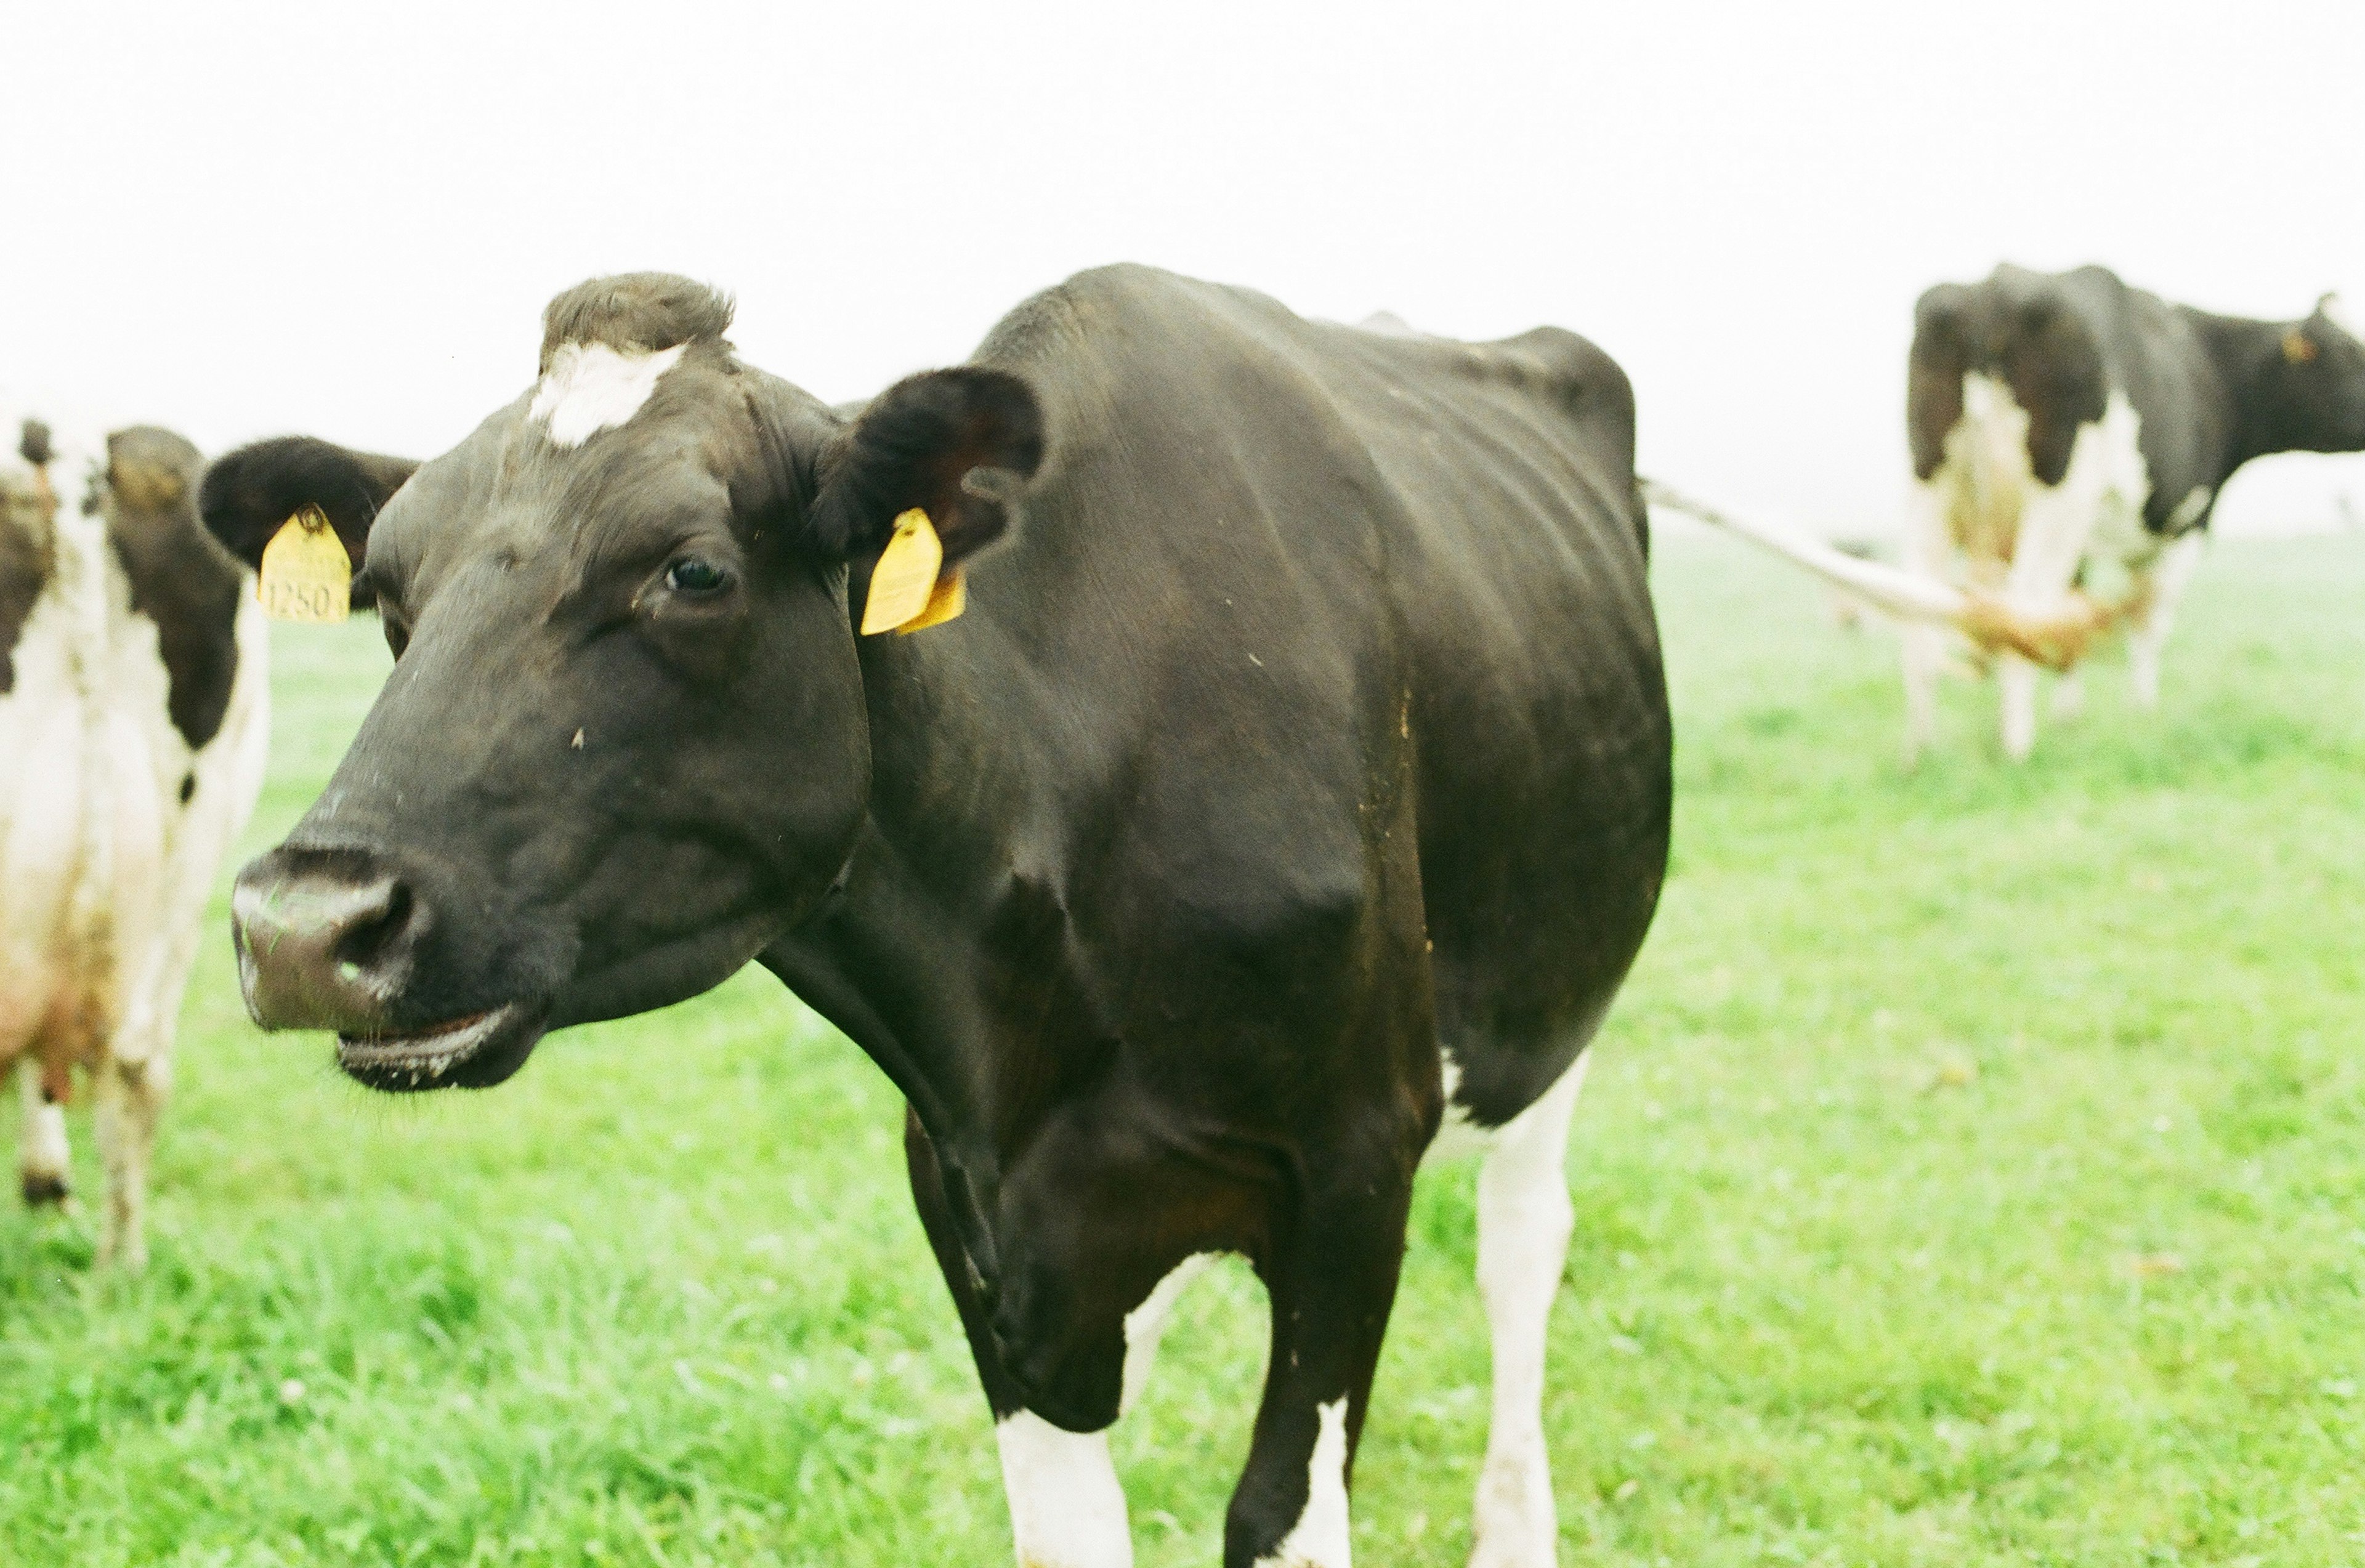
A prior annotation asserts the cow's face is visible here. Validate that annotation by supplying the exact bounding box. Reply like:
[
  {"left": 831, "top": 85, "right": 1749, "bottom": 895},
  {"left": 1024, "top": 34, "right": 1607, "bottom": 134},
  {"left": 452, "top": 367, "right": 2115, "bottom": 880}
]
[
  {"left": 222, "top": 275, "right": 1041, "bottom": 1090},
  {"left": 2278, "top": 294, "right": 2365, "bottom": 451}
]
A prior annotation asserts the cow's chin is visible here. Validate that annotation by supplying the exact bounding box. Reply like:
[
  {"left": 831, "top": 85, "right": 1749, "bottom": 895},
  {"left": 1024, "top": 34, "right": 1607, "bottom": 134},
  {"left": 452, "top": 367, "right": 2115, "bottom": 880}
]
[{"left": 338, "top": 1001, "right": 548, "bottom": 1093}]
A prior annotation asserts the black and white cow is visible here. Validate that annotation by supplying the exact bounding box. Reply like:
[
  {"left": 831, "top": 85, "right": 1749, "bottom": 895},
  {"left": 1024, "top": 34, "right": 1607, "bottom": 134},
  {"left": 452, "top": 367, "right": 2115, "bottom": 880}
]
[
  {"left": 1, "top": 420, "right": 269, "bottom": 1266},
  {"left": 206, "top": 267, "right": 1672, "bottom": 1567},
  {"left": 1901, "top": 265, "right": 2365, "bottom": 761}
]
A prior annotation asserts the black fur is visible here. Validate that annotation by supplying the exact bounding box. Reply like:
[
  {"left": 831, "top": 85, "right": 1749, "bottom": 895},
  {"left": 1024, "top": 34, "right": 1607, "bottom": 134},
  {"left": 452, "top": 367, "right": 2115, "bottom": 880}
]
[
  {"left": 103, "top": 427, "right": 246, "bottom": 751},
  {"left": 0, "top": 466, "right": 54, "bottom": 696}
]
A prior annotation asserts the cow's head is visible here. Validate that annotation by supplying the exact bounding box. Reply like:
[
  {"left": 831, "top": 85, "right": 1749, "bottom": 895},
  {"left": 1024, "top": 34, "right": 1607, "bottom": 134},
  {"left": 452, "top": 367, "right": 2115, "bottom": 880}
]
[
  {"left": 2264, "top": 293, "right": 2365, "bottom": 453},
  {"left": 217, "top": 274, "right": 1042, "bottom": 1090}
]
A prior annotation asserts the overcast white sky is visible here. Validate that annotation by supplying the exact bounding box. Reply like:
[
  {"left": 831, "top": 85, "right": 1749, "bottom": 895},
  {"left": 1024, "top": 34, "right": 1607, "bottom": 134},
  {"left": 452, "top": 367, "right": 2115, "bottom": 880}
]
[{"left": 6, "top": 0, "right": 2360, "bottom": 534}]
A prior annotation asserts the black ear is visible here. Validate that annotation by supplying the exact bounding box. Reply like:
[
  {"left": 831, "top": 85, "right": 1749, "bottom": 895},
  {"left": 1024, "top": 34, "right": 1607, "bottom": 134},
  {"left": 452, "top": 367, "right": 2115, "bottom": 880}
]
[
  {"left": 198, "top": 436, "right": 418, "bottom": 607},
  {"left": 807, "top": 368, "right": 1044, "bottom": 568}
]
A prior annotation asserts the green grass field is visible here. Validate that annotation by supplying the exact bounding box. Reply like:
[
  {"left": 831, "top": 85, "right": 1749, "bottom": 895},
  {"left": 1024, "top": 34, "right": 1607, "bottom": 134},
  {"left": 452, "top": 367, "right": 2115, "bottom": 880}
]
[{"left": 6, "top": 527, "right": 2364, "bottom": 1566}]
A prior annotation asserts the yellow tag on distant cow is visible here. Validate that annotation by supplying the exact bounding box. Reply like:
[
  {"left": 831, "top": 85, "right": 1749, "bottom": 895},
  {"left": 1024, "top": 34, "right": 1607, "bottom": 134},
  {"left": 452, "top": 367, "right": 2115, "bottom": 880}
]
[
  {"left": 860, "top": 508, "right": 945, "bottom": 634},
  {"left": 257, "top": 505, "right": 350, "bottom": 624},
  {"left": 897, "top": 569, "right": 966, "bottom": 634}
]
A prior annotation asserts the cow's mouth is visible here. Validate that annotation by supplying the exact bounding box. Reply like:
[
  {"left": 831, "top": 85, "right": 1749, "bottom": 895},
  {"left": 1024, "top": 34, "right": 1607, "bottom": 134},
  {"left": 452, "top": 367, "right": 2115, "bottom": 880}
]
[{"left": 337, "top": 1002, "right": 546, "bottom": 1093}]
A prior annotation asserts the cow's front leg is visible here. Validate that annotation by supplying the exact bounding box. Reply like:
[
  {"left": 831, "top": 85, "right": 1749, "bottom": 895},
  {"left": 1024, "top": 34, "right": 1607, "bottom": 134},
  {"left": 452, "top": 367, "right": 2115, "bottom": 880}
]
[
  {"left": 994, "top": 1408, "right": 1133, "bottom": 1568},
  {"left": 93, "top": 1052, "right": 168, "bottom": 1268},
  {"left": 905, "top": 1109, "right": 1136, "bottom": 1568},
  {"left": 1226, "top": 1151, "right": 1415, "bottom": 1568}
]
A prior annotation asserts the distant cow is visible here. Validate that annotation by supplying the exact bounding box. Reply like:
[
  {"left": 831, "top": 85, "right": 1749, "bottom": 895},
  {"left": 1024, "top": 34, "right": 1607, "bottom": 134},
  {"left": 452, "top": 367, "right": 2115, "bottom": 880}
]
[
  {"left": 206, "top": 267, "right": 1672, "bottom": 1567},
  {"left": 1, "top": 421, "right": 269, "bottom": 1267},
  {"left": 1902, "top": 265, "right": 2365, "bottom": 761}
]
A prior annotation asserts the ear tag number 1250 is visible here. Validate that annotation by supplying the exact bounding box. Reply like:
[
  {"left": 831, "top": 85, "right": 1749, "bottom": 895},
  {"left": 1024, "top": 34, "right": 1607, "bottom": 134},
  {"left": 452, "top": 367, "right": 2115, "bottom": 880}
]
[
  {"left": 257, "top": 505, "right": 352, "bottom": 624},
  {"left": 862, "top": 508, "right": 964, "bottom": 634}
]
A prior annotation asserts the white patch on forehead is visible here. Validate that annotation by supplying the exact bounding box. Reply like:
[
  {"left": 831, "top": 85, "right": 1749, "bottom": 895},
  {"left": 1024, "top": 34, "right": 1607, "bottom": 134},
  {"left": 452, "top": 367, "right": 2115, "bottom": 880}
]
[
  {"left": 1255, "top": 1397, "right": 1351, "bottom": 1567},
  {"left": 530, "top": 341, "right": 687, "bottom": 448}
]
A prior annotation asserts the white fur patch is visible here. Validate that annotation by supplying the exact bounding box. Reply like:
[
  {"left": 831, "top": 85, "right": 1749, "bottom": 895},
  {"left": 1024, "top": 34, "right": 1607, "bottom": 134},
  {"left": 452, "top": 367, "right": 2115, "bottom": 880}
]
[
  {"left": 1424, "top": 1046, "right": 1492, "bottom": 1166},
  {"left": 530, "top": 342, "right": 686, "bottom": 448},
  {"left": 1121, "top": 1251, "right": 1216, "bottom": 1416},
  {"left": 1470, "top": 1053, "right": 1588, "bottom": 1567},
  {"left": 995, "top": 1410, "right": 1131, "bottom": 1567},
  {"left": 1256, "top": 1397, "right": 1352, "bottom": 1567}
]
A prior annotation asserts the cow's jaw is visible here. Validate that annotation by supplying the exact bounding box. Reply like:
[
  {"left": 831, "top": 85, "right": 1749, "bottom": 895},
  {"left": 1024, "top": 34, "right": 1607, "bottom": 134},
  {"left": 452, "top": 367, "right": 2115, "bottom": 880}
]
[{"left": 336, "top": 1000, "right": 547, "bottom": 1093}]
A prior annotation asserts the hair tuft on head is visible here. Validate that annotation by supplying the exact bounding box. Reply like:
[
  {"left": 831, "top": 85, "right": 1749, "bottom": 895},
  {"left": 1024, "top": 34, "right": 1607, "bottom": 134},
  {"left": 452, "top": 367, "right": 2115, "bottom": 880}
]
[{"left": 540, "top": 273, "right": 736, "bottom": 371}]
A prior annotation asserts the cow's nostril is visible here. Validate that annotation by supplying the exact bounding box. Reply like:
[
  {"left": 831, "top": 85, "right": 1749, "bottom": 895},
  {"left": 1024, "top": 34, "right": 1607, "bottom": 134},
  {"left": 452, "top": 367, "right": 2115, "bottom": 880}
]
[
  {"left": 333, "top": 878, "right": 413, "bottom": 974},
  {"left": 232, "top": 854, "right": 427, "bottom": 1032}
]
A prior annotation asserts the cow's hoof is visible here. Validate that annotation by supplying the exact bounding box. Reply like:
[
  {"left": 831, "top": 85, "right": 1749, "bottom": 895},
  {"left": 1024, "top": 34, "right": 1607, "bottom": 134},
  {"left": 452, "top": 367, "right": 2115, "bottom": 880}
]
[{"left": 20, "top": 1171, "right": 70, "bottom": 1208}]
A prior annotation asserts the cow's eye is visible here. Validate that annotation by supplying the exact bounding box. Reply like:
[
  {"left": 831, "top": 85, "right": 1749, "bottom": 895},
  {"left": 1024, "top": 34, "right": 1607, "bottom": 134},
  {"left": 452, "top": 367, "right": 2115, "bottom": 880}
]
[{"left": 665, "top": 556, "right": 733, "bottom": 597}]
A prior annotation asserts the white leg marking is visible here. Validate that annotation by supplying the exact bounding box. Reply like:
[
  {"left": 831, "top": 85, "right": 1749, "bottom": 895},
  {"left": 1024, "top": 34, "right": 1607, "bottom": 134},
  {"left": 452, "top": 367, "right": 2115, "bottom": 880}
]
[
  {"left": 530, "top": 342, "right": 687, "bottom": 448},
  {"left": 2128, "top": 532, "right": 2204, "bottom": 710},
  {"left": 1255, "top": 1396, "right": 1352, "bottom": 1568},
  {"left": 995, "top": 1410, "right": 1132, "bottom": 1568},
  {"left": 1470, "top": 1053, "right": 1590, "bottom": 1568},
  {"left": 17, "top": 1060, "right": 70, "bottom": 1194},
  {"left": 1120, "top": 1251, "right": 1216, "bottom": 1417}
]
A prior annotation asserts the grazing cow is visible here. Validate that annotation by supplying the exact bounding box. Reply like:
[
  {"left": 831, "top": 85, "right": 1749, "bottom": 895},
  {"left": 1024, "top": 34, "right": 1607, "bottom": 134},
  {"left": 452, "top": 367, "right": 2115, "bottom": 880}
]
[
  {"left": 1, "top": 421, "right": 269, "bottom": 1266},
  {"left": 209, "top": 267, "right": 1671, "bottom": 1567},
  {"left": 1901, "top": 265, "right": 2365, "bottom": 761}
]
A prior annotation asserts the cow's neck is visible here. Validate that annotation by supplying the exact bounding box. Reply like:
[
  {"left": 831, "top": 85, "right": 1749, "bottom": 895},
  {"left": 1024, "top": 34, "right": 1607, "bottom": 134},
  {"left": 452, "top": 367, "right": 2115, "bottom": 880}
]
[{"left": 759, "top": 616, "right": 1081, "bottom": 1276}]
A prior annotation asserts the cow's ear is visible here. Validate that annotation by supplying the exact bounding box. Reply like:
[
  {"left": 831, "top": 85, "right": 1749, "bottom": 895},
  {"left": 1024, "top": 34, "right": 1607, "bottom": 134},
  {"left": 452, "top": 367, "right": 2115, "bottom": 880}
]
[
  {"left": 806, "top": 368, "right": 1044, "bottom": 568},
  {"left": 198, "top": 436, "right": 418, "bottom": 583}
]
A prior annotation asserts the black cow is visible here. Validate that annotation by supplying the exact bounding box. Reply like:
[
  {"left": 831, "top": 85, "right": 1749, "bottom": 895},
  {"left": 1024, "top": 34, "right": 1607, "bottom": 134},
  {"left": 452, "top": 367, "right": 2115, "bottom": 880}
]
[
  {"left": 1900, "top": 265, "right": 2365, "bottom": 761},
  {"left": 206, "top": 267, "right": 1672, "bottom": 1568}
]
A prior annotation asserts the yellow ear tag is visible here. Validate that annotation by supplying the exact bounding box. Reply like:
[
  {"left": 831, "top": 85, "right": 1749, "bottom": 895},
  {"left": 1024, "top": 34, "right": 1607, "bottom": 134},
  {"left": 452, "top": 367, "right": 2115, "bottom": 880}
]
[
  {"left": 860, "top": 508, "right": 945, "bottom": 634},
  {"left": 256, "top": 504, "right": 351, "bottom": 624},
  {"left": 897, "top": 569, "right": 966, "bottom": 634},
  {"left": 2284, "top": 328, "right": 2319, "bottom": 365}
]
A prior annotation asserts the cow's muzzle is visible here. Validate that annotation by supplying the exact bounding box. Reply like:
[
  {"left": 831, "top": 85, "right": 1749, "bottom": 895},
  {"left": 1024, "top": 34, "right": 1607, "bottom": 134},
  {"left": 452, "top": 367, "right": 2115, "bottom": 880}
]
[
  {"left": 232, "top": 848, "right": 422, "bottom": 1033},
  {"left": 230, "top": 846, "right": 550, "bottom": 1091}
]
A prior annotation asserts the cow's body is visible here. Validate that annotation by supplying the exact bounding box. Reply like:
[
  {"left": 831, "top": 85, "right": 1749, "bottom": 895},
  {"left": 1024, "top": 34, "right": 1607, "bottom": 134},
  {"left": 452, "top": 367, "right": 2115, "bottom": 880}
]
[
  {"left": 1900, "top": 265, "right": 2365, "bottom": 761},
  {"left": 1, "top": 425, "right": 269, "bottom": 1266},
  {"left": 212, "top": 266, "right": 1670, "bottom": 1567}
]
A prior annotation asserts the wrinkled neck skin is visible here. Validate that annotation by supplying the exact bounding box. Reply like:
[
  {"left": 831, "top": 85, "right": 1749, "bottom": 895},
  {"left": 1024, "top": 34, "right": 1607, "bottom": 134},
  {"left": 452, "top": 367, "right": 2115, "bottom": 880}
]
[{"left": 759, "top": 611, "right": 1064, "bottom": 1285}]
